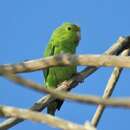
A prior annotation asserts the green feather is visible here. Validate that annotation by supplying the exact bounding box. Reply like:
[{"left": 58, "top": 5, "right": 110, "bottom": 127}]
[{"left": 44, "top": 22, "right": 80, "bottom": 115}]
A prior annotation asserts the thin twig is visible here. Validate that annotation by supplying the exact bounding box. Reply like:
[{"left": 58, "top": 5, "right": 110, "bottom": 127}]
[
  {"left": 0, "top": 36, "right": 129, "bottom": 129},
  {"left": 91, "top": 49, "right": 130, "bottom": 127}
]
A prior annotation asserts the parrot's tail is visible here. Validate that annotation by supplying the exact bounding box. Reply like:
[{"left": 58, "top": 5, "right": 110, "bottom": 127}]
[
  {"left": 47, "top": 100, "right": 64, "bottom": 115},
  {"left": 47, "top": 106, "right": 55, "bottom": 115}
]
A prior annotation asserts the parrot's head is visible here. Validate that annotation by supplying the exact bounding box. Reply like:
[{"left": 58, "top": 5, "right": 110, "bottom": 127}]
[{"left": 52, "top": 22, "right": 81, "bottom": 45}]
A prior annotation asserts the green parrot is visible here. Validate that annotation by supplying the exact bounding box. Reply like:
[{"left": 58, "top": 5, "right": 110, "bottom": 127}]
[{"left": 44, "top": 22, "right": 80, "bottom": 115}]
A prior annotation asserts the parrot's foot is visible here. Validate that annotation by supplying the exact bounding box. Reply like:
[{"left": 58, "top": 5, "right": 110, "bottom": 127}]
[{"left": 73, "top": 73, "right": 84, "bottom": 83}]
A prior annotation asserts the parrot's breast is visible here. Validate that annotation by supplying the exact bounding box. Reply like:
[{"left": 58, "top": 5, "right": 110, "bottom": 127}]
[
  {"left": 46, "top": 66, "right": 76, "bottom": 88},
  {"left": 45, "top": 40, "right": 78, "bottom": 88}
]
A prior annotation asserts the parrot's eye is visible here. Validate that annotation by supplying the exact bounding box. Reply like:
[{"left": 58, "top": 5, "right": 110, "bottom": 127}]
[{"left": 67, "top": 27, "right": 72, "bottom": 31}]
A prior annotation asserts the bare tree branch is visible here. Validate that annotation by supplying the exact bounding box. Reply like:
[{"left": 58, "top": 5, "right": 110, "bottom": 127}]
[
  {"left": 0, "top": 95, "right": 50, "bottom": 130},
  {"left": 3, "top": 70, "right": 130, "bottom": 108},
  {"left": 2, "top": 52, "right": 130, "bottom": 74},
  {"left": 0, "top": 105, "right": 96, "bottom": 130},
  {"left": 91, "top": 49, "right": 130, "bottom": 127},
  {"left": 0, "top": 37, "right": 130, "bottom": 75},
  {"left": 0, "top": 36, "right": 129, "bottom": 129}
]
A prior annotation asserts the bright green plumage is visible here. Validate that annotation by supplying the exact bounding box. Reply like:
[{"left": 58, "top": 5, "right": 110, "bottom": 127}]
[{"left": 44, "top": 22, "right": 80, "bottom": 115}]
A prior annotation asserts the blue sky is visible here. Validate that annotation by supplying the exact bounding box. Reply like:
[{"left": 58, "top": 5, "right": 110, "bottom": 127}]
[{"left": 0, "top": 0, "right": 130, "bottom": 130}]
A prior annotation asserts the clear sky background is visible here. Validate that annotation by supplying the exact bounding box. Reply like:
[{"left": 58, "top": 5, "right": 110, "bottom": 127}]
[{"left": 0, "top": 0, "right": 130, "bottom": 130}]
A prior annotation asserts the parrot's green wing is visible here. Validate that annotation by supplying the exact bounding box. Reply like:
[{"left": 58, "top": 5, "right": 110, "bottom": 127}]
[
  {"left": 44, "top": 40, "right": 64, "bottom": 115},
  {"left": 44, "top": 41, "right": 55, "bottom": 82}
]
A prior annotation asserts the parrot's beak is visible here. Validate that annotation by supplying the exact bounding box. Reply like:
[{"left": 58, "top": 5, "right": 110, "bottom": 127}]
[{"left": 76, "top": 31, "right": 81, "bottom": 41}]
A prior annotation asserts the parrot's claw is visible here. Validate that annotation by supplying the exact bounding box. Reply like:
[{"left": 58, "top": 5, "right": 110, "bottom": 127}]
[
  {"left": 73, "top": 73, "right": 84, "bottom": 83},
  {"left": 77, "top": 77, "right": 84, "bottom": 83}
]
